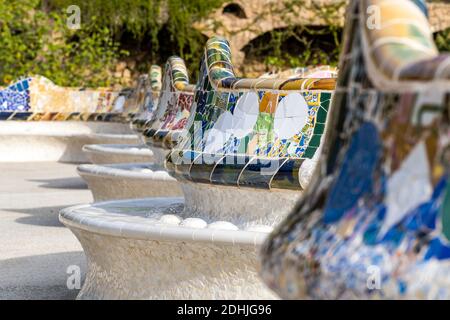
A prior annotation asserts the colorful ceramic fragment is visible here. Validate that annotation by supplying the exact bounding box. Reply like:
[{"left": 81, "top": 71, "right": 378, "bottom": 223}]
[
  {"left": 261, "top": 0, "right": 450, "bottom": 299},
  {"left": 129, "top": 65, "right": 162, "bottom": 133},
  {"left": 166, "top": 36, "right": 337, "bottom": 190},
  {"left": 0, "top": 75, "right": 137, "bottom": 121},
  {"left": 143, "top": 57, "right": 195, "bottom": 148}
]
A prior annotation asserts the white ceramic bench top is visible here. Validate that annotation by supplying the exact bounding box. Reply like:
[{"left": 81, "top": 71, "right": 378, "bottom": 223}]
[
  {"left": 77, "top": 163, "right": 175, "bottom": 180},
  {"left": 0, "top": 121, "right": 134, "bottom": 135},
  {"left": 82, "top": 144, "right": 153, "bottom": 157},
  {"left": 60, "top": 198, "right": 271, "bottom": 246},
  {"left": 0, "top": 121, "right": 139, "bottom": 163}
]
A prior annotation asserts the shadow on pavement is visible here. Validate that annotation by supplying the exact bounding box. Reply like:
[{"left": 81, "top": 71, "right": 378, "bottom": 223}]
[
  {"left": 5, "top": 205, "right": 75, "bottom": 227},
  {"left": 28, "top": 177, "right": 88, "bottom": 190},
  {"left": 0, "top": 251, "right": 86, "bottom": 300}
]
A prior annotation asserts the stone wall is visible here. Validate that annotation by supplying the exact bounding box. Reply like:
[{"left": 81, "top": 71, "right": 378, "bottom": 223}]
[
  {"left": 194, "top": 0, "right": 450, "bottom": 72},
  {"left": 429, "top": 2, "right": 450, "bottom": 33}
]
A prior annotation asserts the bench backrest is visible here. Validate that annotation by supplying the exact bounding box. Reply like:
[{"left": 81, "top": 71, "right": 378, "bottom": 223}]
[
  {"left": 260, "top": 0, "right": 450, "bottom": 298},
  {"left": 129, "top": 65, "right": 163, "bottom": 132},
  {"left": 0, "top": 75, "right": 135, "bottom": 121},
  {"left": 167, "top": 36, "right": 337, "bottom": 190},
  {"left": 143, "top": 57, "right": 195, "bottom": 147}
]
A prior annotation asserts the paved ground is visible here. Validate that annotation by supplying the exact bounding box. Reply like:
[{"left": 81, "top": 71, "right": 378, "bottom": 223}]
[{"left": 0, "top": 162, "right": 92, "bottom": 300}]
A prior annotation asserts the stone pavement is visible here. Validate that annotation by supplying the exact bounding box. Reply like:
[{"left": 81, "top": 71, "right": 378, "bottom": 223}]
[{"left": 0, "top": 162, "right": 92, "bottom": 300}]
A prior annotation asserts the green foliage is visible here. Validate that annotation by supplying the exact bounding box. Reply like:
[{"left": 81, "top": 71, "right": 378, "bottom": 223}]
[
  {"left": 243, "top": 0, "right": 345, "bottom": 71},
  {"left": 0, "top": 0, "right": 227, "bottom": 86},
  {"left": 46, "top": 0, "right": 226, "bottom": 79},
  {"left": 435, "top": 28, "right": 450, "bottom": 52},
  {"left": 47, "top": 0, "right": 163, "bottom": 54},
  {"left": 165, "top": 0, "right": 226, "bottom": 71},
  {"left": 250, "top": 25, "right": 342, "bottom": 70},
  {"left": 248, "top": 0, "right": 448, "bottom": 72},
  {"left": 0, "top": 0, "right": 125, "bottom": 87},
  {"left": 2, "top": 0, "right": 445, "bottom": 87}
]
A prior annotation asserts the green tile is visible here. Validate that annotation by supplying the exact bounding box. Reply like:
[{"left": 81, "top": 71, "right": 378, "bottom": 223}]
[
  {"left": 316, "top": 108, "right": 328, "bottom": 123},
  {"left": 308, "top": 134, "right": 322, "bottom": 147},
  {"left": 303, "top": 146, "right": 318, "bottom": 159},
  {"left": 314, "top": 123, "right": 325, "bottom": 135}
]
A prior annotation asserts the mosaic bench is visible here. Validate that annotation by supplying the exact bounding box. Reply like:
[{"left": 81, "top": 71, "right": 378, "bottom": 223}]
[
  {"left": 60, "top": 198, "right": 277, "bottom": 299},
  {"left": 0, "top": 76, "right": 140, "bottom": 162},
  {"left": 61, "top": 35, "right": 337, "bottom": 299},
  {"left": 130, "top": 65, "right": 162, "bottom": 135},
  {"left": 261, "top": 0, "right": 450, "bottom": 300},
  {"left": 143, "top": 56, "right": 196, "bottom": 162},
  {"left": 0, "top": 75, "right": 138, "bottom": 122},
  {"left": 164, "top": 36, "right": 337, "bottom": 224}
]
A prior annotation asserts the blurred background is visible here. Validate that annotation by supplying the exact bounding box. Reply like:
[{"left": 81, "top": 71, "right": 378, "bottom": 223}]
[{"left": 1, "top": 0, "right": 449, "bottom": 88}]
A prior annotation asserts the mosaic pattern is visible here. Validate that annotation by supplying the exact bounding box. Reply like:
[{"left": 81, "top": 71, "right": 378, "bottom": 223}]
[
  {"left": 166, "top": 36, "right": 336, "bottom": 190},
  {"left": 0, "top": 78, "right": 31, "bottom": 114},
  {"left": 150, "top": 65, "right": 162, "bottom": 92},
  {"left": 261, "top": 0, "right": 450, "bottom": 299},
  {"left": 130, "top": 65, "right": 163, "bottom": 132},
  {"left": 143, "top": 57, "right": 195, "bottom": 148},
  {"left": 0, "top": 75, "right": 138, "bottom": 121}
]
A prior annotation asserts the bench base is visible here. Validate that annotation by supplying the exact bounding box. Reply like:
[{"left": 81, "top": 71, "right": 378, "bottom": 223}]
[
  {"left": 181, "top": 182, "right": 303, "bottom": 227},
  {"left": 82, "top": 144, "right": 154, "bottom": 164},
  {"left": 77, "top": 163, "right": 182, "bottom": 202},
  {"left": 60, "top": 198, "right": 278, "bottom": 300},
  {"left": 0, "top": 121, "right": 138, "bottom": 163}
]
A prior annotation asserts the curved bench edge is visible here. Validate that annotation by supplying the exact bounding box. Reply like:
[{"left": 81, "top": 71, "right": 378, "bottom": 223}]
[{"left": 59, "top": 198, "right": 269, "bottom": 247}]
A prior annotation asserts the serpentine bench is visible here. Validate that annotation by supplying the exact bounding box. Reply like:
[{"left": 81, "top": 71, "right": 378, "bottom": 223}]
[
  {"left": 130, "top": 65, "right": 162, "bottom": 136},
  {"left": 261, "top": 0, "right": 450, "bottom": 300},
  {"left": 60, "top": 197, "right": 277, "bottom": 299},
  {"left": 78, "top": 59, "right": 191, "bottom": 200},
  {"left": 0, "top": 76, "right": 139, "bottom": 162},
  {"left": 0, "top": 75, "right": 137, "bottom": 121},
  {"left": 143, "top": 56, "right": 196, "bottom": 161},
  {"left": 165, "top": 36, "right": 336, "bottom": 224},
  {"left": 61, "top": 35, "right": 337, "bottom": 299}
]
